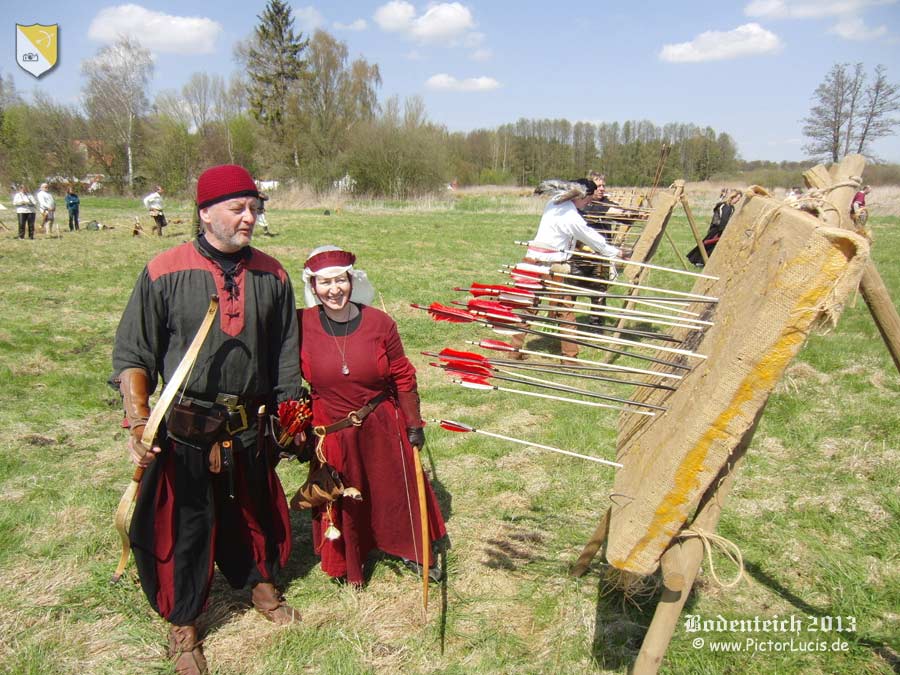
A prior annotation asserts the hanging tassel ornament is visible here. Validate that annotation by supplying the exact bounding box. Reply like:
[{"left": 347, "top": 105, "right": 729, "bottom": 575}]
[{"left": 323, "top": 503, "right": 341, "bottom": 540}]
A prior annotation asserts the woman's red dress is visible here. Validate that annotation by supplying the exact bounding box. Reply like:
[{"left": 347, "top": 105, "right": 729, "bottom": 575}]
[{"left": 299, "top": 305, "right": 447, "bottom": 584}]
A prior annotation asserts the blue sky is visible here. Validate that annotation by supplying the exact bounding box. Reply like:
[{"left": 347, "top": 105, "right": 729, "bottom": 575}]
[{"left": 6, "top": 1, "right": 900, "bottom": 162}]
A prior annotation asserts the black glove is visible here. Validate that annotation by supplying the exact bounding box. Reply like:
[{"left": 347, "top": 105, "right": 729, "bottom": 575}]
[{"left": 407, "top": 426, "right": 425, "bottom": 450}]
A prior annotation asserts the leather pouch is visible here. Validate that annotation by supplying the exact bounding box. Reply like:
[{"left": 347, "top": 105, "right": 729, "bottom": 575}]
[{"left": 168, "top": 401, "right": 226, "bottom": 445}]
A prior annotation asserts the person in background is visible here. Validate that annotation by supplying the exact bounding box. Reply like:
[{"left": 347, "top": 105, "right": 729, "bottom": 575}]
[
  {"left": 112, "top": 164, "right": 304, "bottom": 675},
  {"left": 851, "top": 185, "right": 871, "bottom": 227},
  {"left": 13, "top": 184, "right": 37, "bottom": 240},
  {"left": 296, "top": 245, "right": 448, "bottom": 587},
  {"left": 686, "top": 189, "right": 742, "bottom": 266},
  {"left": 37, "top": 183, "right": 57, "bottom": 236},
  {"left": 514, "top": 178, "right": 622, "bottom": 358},
  {"left": 257, "top": 192, "right": 273, "bottom": 236},
  {"left": 143, "top": 185, "right": 167, "bottom": 235},
  {"left": 65, "top": 185, "right": 80, "bottom": 231}
]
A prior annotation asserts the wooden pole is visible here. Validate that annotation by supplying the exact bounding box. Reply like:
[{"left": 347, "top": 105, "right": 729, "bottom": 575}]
[
  {"left": 570, "top": 507, "right": 611, "bottom": 577},
  {"left": 663, "top": 229, "right": 690, "bottom": 271},
  {"left": 630, "top": 433, "right": 752, "bottom": 675},
  {"left": 680, "top": 196, "right": 708, "bottom": 264},
  {"left": 858, "top": 265, "right": 900, "bottom": 374}
]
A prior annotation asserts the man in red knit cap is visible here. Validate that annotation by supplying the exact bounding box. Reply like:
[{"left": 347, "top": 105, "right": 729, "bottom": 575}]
[{"left": 111, "top": 164, "right": 304, "bottom": 674}]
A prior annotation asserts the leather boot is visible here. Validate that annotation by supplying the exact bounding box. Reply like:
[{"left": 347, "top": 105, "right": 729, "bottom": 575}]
[
  {"left": 251, "top": 582, "right": 301, "bottom": 625},
  {"left": 167, "top": 624, "right": 207, "bottom": 675}
]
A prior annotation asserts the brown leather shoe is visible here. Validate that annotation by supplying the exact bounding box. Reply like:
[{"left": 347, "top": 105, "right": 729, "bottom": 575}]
[
  {"left": 251, "top": 582, "right": 301, "bottom": 625},
  {"left": 167, "top": 624, "right": 208, "bottom": 675}
]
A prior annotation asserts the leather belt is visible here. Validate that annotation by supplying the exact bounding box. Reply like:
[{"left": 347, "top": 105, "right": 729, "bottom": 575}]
[{"left": 316, "top": 391, "right": 390, "bottom": 436}]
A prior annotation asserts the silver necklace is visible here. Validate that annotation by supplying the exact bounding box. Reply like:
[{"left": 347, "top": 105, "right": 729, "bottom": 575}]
[{"left": 323, "top": 307, "right": 352, "bottom": 376}]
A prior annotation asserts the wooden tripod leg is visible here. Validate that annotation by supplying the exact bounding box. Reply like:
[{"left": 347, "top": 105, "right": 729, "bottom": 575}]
[
  {"left": 858, "top": 262, "right": 900, "bottom": 375},
  {"left": 680, "top": 197, "right": 708, "bottom": 265},
  {"left": 631, "top": 442, "right": 750, "bottom": 675},
  {"left": 570, "top": 507, "right": 611, "bottom": 577}
]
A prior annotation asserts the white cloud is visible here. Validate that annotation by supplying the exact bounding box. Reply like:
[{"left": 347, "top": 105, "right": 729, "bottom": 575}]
[
  {"left": 374, "top": 1, "right": 476, "bottom": 43},
  {"left": 88, "top": 4, "right": 222, "bottom": 54},
  {"left": 470, "top": 48, "right": 492, "bottom": 61},
  {"left": 425, "top": 74, "right": 500, "bottom": 91},
  {"left": 374, "top": 1, "right": 417, "bottom": 31},
  {"left": 744, "top": 0, "right": 896, "bottom": 19},
  {"left": 334, "top": 19, "right": 368, "bottom": 31},
  {"left": 828, "top": 15, "right": 888, "bottom": 38},
  {"left": 412, "top": 3, "right": 475, "bottom": 41},
  {"left": 295, "top": 6, "right": 325, "bottom": 32},
  {"left": 659, "top": 23, "right": 782, "bottom": 63}
]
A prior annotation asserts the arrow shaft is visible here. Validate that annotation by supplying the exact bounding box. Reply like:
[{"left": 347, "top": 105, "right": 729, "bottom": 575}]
[
  {"left": 522, "top": 318, "right": 704, "bottom": 360},
  {"left": 529, "top": 299, "right": 709, "bottom": 330},
  {"left": 454, "top": 378, "right": 655, "bottom": 415},
  {"left": 502, "top": 306, "right": 683, "bottom": 342},
  {"left": 428, "top": 349, "right": 675, "bottom": 390},
  {"left": 433, "top": 419, "right": 622, "bottom": 468},
  {"left": 541, "top": 277, "right": 706, "bottom": 316},
  {"left": 468, "top": 340, "right": 684, "bottom": 380}
]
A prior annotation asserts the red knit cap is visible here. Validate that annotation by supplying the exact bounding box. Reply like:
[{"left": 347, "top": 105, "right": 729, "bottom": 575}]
[
  {"left": 306, "top": 249, "right": 356, "bottom": 273},
  {"left": 196, "top": 164, "right": 259, "bottom": 209}
]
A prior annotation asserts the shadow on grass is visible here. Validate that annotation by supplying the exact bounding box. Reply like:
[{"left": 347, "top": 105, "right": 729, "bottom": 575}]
[
  {"left": 588, "top": 567, "right": 702, "bottom": 672},
  {"left": 199, "top": 508, "right": 319, "bottom": 635},
  {"left": 744, "top": 560, "right": 900, "bottom": 670}
]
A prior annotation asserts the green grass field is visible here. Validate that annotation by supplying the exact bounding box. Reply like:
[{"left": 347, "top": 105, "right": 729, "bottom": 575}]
[{"left": 0, "top": 195, "right": 897, "bottom": 674}]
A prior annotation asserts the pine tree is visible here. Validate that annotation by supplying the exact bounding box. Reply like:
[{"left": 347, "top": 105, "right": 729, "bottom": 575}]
[{"left": 246, "top": 0, "right": 308, "bottom": 139}]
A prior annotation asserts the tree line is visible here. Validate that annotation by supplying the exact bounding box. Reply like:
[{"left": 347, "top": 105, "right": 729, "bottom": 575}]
[{"left": 0, "top": 0, "right": 896, "bottom": 198}]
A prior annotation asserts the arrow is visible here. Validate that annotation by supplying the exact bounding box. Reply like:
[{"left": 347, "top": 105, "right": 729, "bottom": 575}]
[
  {"left": 422, "top": 348, "right": 676, "bottom": 391},
  {"left": 413, "top": 303, "right": 691, "bottom": 371},
  {"left": 506, "top": 264, "right": 720, "bottom": 304},
  {"left": 461, "top": 300, "right": 706, "bottom": 361},
  {"left": 457, "top": 283, "right": 693, "bottom": 305},
  {"left": 502, "top": 270, "right": 706, "bottom": 317},
  {"left": 468, "top": 338, "right": 684, "bottom": 381},
  {"left": 458, "top": 299, "right": 683, "bottom": 343},
  {"left": 540, "top": 277, "right": 707, "bottom": 317},
  {"left": 433, "top": 418, "right": 623, "bottom": 468},
  {"left": 431, "top": 359, "right": 667, "bottom": 411},
  {"left": 515, "top": 241, "right": 719, "bottom": 281},
  {"left": 451, "top": 376, "right": 656, "bottom": 416},
  {"left": 457, "top": 284, "right": 712, "bottom": 330}
]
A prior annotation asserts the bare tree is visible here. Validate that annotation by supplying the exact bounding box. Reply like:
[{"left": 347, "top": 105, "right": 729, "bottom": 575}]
[
  {"left": 81, "top": 36, "right": 153, "bottom": 191},
  {"left": 182, "top": 73, "right": 222, "bottom": 133},
  {"left": 855, "top": 65, "right": 900, "bottom": 156},
  {"left": 803, "top": 63, "right": 899, "bottom": 162}
]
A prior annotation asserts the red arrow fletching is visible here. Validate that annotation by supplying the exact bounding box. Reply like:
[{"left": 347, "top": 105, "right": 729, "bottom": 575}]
[
  {"left": 476, "top": 339, "right": 516, "bottom": 352},
  {"left": 438, "top": 348, "right": 487, "bottom": 362},
  {"left": 456, "top": 376, "right": 493, "bottom": 389},
  {"left": 466, "top": 282, "right": 516, "bottom": 297},
  {"left": 438, "top": 419, "right": 474, "bottom": 433},
  {"left": 466, "top": 299, "right": 521, "bottom": 323},
  {"left": 442, "top": 360, "right": 493, "bottom": 377},
  {"left": 415, "top": 302, "right": 475, "bottom": 323}
]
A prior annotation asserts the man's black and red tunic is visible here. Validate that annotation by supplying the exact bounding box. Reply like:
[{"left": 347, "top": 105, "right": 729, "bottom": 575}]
[{"left": 112, "top": 239, "right": 302, "bottom": 624}]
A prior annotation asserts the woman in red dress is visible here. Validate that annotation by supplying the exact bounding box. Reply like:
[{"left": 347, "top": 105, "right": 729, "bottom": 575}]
[{"left": 297, "top": 246, "right": 447, "bottom": 586}]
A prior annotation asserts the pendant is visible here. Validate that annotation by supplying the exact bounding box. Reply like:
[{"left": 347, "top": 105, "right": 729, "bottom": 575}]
[
  {"left": 324, "top": 524, "right": 342, "bottom": 540},
  {"left": 341, "top": 364, "right": 350, "bottom": 376}
]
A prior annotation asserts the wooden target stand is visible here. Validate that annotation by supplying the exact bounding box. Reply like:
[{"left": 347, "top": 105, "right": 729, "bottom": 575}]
[{"left": 569, "top": 155, "right": 892, "bottom": 675}]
